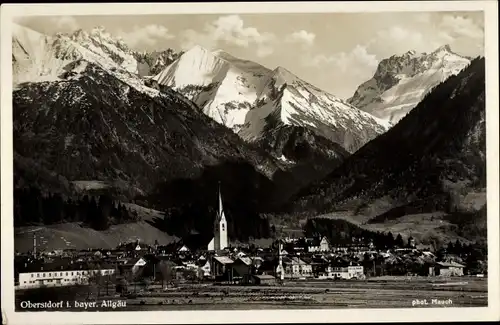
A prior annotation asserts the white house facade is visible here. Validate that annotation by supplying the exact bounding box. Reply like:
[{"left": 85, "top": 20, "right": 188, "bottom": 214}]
[
  {"left": 18, "top": 268, "right": 115, "bottom": 289},
  {"left": 322, "top": 265, "right": 364, "bottom": 280}
]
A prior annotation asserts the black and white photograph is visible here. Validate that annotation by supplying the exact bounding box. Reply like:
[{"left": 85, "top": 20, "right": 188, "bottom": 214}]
[{"left": 1, "top": 1, "right": 499, "bottom": 324}]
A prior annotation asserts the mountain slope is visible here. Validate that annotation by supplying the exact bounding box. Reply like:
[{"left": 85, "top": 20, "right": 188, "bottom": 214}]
[
  {"left": 289, "top": 57, "right": 486, "bottom": 237},
  {"left": 13, "top": 60, "right": 283, "bottom": 193},
  {"left": 152, "top": 45, "right": 365, "bottom": 188},
  {"left": 154, "top": 47, "right": 389, "bottom": 154},
  {"left": 348, "top": 45, "right": 470, "bottom": 124},
  {"left": 239, "top": 66, "right": 390, "bottom": 153}
]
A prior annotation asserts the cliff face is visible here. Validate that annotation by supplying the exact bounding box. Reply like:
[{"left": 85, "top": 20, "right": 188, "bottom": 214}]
[{"left": 348, "top": 45, "right": 471, "bottom": 124}]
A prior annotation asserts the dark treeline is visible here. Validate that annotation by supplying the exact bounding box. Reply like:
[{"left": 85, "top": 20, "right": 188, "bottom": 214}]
[
  {"left": 140, "top": 161, "right": 275, "bottom": 241},
  {"left": 303, "top": 218, "right": 407, "bottom": 249},
  {"left": 14, "top": 187, "right": 139, "bottom": 230},
  {"left": 161, "top": 204, "right": 272, "bottom": 241}
]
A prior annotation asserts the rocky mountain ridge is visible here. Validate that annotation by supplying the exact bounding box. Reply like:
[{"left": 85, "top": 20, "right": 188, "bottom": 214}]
[{"left": 348, "top": 45, "right": 471, "bottom": 124}]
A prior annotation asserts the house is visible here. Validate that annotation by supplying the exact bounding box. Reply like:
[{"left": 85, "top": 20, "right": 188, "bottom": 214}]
[
  {"left": 199, "top": 259, "right": 211, "bottom": 277},
  {"left": 433, "top": 261, "right": 465, "bottom": 277},
  {"left": 231, "top": 256, "right": 254, "bottom": 280},
  {"left": 310, "top": 255, "right": 329, "bottom": 275},
  {"left": 178, "top": 245, "right": 191, "bottom": 254},
  {"left": 252, "top": 256, "right": 264, "bottom": 270},
  {"left": 211, "top": 255, "right": 234, "bottom": 280},
  {"left": 281, "top": 257, "right": 313, "bottom": 278},
  {"left": 16, "top": 259, "right": 116, "bottom": 289},
  {"left": 306, "top": 237, "right": 331, "bottom": 252},
  {"left": 249, "top": 274, "right": 276, "bottom": 285},
  {"left": 325, "top": 265, "right": 364, "bottom": 280},
  {"left": 119, "top": 257, "right": 147, "bottom": 279},
  {"left": 258, "top": 256, "right": 278, "bottom": 276}
]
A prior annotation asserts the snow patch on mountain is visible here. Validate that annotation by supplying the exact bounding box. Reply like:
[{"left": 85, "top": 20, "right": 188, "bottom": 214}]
[
  {"left": 153, "top": 46, "right": 272, "bottom": 130},
  {"left": 278, "top": 154, "right": 294, "bottom": 164},
  {"left": 348, "top": 45, "right": 471, "bottom": 124}
]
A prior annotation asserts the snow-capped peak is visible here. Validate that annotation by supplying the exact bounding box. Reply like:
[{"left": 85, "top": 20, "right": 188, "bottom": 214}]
[
  {"left": 187, "top": 45, "right": 214, "bottom": 57},
  {"left": 153, "top": 45, "right": 272, "bottom": 129},
  {"left": 70, "top": 29, "right": 89, "bottom": 42},
  {"left": 272, "top": 66, "right": 300, "bottom": 85},
  {"left": 433, "top": 44, "right": 452, "bottom": 54},
  {"left": 12, "top": 24, "right": 161, "bottom": 98}
]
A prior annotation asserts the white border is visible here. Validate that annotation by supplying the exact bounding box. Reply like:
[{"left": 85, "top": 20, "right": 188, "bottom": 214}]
[{"left": 1, "top": 1, "right": 499, "bottom": 324}]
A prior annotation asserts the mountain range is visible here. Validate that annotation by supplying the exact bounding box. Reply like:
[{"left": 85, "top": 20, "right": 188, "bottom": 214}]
[
  {"left": 348, "top": 45, "right": 471, "bottom": 124},
  {"left": 151, "top": 45, "right": 390, "bottom": 155},
  {"left": 11, "top": 23, "right": 485, "bottom": 248},
  {"left": 12, "top": 24, "right": 290, "bottom": 241}
]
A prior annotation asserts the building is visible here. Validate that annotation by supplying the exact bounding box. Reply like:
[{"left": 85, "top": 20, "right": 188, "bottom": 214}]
[
  {"left": 306, "top": 237, "right": 331, "bottom": 253},
  {"left": 408, "top": 236, "right": 416, "bottom": 248},
  {"left": 199, "top": 259, "right": 211, "bottom": 277},
  {"left": 211, "top": 255, "right": 234, "bottom": 280},
  {"left": 119, "top": 257, "right": 147, "bottom": 279},
  {"left": 434, "top": 261, "right": 465, "bottom": 277},
  {"left": 17, "top": 259, "right": 115, "bottom": 289},
  {"left": 281, "top": 257, "right": 313, "bottom": 279},
  {"left": 325, "top": 265, "right": 364, "bottom": 280},
  {"left": 249, "top": 274, "right": 276, "bottom": 285},
  {"left": 177, "top": 245, "right": 191, "bottom": 254},
  {"left": 207, "top": 183, "right": 229, "bottom": 251},
  {"left": 231, "top": 256, "right": 254, "bottom": 282}
]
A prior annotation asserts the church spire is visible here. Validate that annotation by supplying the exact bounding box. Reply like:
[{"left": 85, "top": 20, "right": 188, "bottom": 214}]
[{"left": 218, "top": 181, "right": 224, "bottom": 220}]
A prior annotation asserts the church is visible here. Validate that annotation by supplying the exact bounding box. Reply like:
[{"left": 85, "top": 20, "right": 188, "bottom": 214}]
[{"left": 207, "top": 183, "right": 229, "bottom": 251}]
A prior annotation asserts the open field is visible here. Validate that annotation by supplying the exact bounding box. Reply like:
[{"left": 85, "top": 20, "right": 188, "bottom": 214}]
[
  {"left": 14, "top": 221, "right": 179, "bottom": 252},
  {"left": 15, "top": 277, "right": 487, "bottom": 311},
  {"left": 14, "top": 203, "right": 178, "bottom": 252}
]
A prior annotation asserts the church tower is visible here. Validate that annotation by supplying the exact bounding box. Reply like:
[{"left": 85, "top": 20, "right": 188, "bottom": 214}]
[{"left": 213, "top": 182, "right": 228, "bottom": 251}]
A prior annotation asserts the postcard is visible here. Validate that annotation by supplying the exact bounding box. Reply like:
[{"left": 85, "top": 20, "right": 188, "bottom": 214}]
[{"left": 1, "top": 1, "right": 498, "bottom": 324}]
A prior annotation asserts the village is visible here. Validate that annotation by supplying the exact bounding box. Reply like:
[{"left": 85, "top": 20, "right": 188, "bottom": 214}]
[
  {"left": 14, "top": 234, "right": 474, "bottom": 290},
  {"left": 14, "top": 187, "right": 487, "bottom": 309}
]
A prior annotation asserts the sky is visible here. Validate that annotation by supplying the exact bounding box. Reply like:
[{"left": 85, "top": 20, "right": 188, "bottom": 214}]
[{"left": 16, "top": 11, "right": 484, "bottom": 99}]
